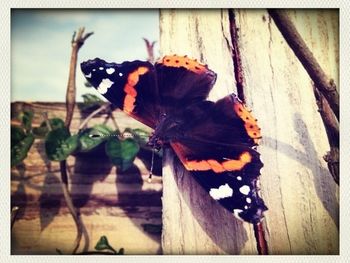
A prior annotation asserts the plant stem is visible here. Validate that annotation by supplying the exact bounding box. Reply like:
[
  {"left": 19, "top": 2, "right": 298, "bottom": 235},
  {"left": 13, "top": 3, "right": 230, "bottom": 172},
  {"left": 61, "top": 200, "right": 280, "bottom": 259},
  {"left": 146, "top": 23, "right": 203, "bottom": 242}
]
[
  {"left": 228, "top": 9, "right": 246, "bottom": 103},
  {"left": 253, "top": 222, "right": 269, "bottom": 255},
  {"left": 143, "top": 38, "right": 156, "bottom": 63},
  {"left": 59, "top": 161, "right": 83, "bottom": 254},
  {"left": 61, "top": 27, "right": 93, "bottom": 253},
  {"left": 229, "top": 9, "right": 269, "bottom": 254},
  {"left": 78, "top": 103, "right": 110, "bottom": 131},
  {"left": 65, "top": 27, "right": 94, "bottom": 129}
]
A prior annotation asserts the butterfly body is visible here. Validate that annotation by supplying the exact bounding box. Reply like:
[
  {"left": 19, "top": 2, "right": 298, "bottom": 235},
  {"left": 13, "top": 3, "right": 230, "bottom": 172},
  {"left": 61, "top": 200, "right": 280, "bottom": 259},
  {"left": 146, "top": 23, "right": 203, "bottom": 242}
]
[{"left": 81, "top": 55, "right": 267, "bottom": 224}]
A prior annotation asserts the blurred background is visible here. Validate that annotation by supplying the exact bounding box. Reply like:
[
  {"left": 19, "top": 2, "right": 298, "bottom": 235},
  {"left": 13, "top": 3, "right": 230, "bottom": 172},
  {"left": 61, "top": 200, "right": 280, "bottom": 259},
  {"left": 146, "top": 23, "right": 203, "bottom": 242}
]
[{"left": 11, "top": 9, "right": 163, "bottom": 255}]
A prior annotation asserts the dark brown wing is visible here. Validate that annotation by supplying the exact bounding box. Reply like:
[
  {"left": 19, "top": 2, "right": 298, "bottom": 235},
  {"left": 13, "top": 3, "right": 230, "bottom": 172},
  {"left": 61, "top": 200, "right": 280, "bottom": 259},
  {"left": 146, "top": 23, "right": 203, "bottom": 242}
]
[
  {"left": 155, "top": 55, "right": 217, "bottom": 114},
  {"left": 169, "top": 94, "right": 266, "bottom": 223},
  {"left": 81, "top": 58, "right": 159, "bottom": 128}
]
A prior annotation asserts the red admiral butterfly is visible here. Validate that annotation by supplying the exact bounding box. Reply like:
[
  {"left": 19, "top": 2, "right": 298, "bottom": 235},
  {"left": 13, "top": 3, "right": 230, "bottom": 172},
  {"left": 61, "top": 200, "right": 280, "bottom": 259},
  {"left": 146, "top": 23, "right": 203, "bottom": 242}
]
[{"left": 81, "top": 55, "right": 267, "bottom": 224}]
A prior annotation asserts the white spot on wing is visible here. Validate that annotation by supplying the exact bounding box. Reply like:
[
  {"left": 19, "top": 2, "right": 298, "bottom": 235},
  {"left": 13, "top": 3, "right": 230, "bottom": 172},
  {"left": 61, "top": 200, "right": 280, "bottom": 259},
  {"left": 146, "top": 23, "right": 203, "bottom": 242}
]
[
  {"left": 209, "top": 184, "right": 233, "bottom": 200},
  {"left": 106, "top": 68, "right": 115, "bottom": 74},
  {"left": 237, "top": 176, "right": 242, "bottom": 181},
  {"left": 119, "top": 72, "right": 123, "bottom": 77},
  {"left": 97, "top": 78, "right": 114, "bottom": 95},
  {"left": 92, "top": 69, "right": 96, "bottom": 71},
  {"left": 85, "top": 73, "right": 92, "bottom": 78},
  {"left": 244, "top": 205, "right": 248, "bottom": 209},
  {"left": 233, "top": 209, "right": 244, "bottom": 221},
  {"left": 99, "top": 67, "right": 104, "bottom": 70},
  {"left": 246, "top": 197, "right": 252, "bottom": 203},
  {"left": 239, "top": 185, "right": 250, "bottom": 195}
]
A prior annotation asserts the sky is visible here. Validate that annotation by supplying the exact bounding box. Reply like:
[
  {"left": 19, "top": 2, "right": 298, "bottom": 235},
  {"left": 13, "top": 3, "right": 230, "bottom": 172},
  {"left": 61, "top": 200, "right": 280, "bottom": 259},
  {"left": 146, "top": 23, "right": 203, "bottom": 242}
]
[{"left": 11, "top": 9, "right": 159, "bottom": 102}]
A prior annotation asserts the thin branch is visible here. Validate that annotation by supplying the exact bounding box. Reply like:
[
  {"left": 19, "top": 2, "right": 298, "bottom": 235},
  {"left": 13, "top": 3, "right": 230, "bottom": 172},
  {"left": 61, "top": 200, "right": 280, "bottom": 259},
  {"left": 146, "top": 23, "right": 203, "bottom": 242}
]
[
  {"left": 268, "top": 10, "right": 339, "bottom": 184},
  {"left": 59, "top": 161, "right": 83, "bottom": 254},
  {"left": 268, "top": 9, "right": 339, "bottom": 121},
  {"left": 60, "top": 27, "right": 93, "bottom": 253},
  {"left": 43, "top": 110, "right": 84, "bottom": 254},
  {"left": 253, "top": 222, "right": 269, "bottom": 255},
  {"left": 78, "top": 103, "right": 110, "bottom": 131},
  {"left": 228, "top": 10, "right": 246, "bottom": 103},
  {"left": 228, "top": 9, "right": 269, "bottom": 254},
  {"left": 143, "top": 37, "right": 156, "bottom": 64},
  {"left": 65, "top": 27, "right": 94, "bottom": 129},
  {"left": 314, "top": 87, "right": 339, "bottom": 184}
]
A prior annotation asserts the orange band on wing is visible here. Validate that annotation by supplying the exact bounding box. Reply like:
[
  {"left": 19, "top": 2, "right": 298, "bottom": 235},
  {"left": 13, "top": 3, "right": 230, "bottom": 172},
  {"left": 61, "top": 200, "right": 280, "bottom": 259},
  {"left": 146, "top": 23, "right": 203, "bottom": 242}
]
[
  {"left": 185, "top": 152, "right": 252, "bottom": 173},
  {"left": 233, "top": 102, "right": 261, "bottom": 144},
  {"left": 158, "top": 55, "right": 207, "bottom": 74},
  {"left": 123, "top": 66, "right": 149, "bottom": 113},
  {"left": 171, "top": 142, "right": 252, "bottom": 173}
]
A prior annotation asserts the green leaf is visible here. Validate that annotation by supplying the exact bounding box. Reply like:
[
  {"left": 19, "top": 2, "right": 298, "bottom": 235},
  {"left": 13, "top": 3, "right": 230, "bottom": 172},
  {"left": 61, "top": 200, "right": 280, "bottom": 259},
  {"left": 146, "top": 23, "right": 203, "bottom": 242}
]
[
  {"left": 11, "top": 126, "right": 26, "bottom": 146},
  {"left": 45, "top": 128, "right": 78, "bottom": 161},
  {"left": 78, "top": 125, "right": 115, "bottom": 152},
  {"left": 95, "top": 235, "right": 110, "bottom": 250},
  {"left": 124, "top": 128, "right": 150, "bottom": 147},
  {"left": 19, "top": 110, "right": 34, "bottom": 132},
  {"left": 32, "top": 118, "right": 65, "bottom": 138},
  {"left": 105, "top": 137, "right": 140, "bottom": 171},
  {"left": 49, "top": 118, "right": 65, "bottom": 130},
  {"left": 11, "top": 127, "right": 34, "bottom": 167}
]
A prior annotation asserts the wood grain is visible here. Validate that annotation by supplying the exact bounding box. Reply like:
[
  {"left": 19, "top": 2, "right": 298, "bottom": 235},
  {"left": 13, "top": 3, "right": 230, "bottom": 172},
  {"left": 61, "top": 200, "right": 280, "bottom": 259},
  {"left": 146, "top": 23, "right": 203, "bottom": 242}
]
[
  {"left": 160, "top": 9, "right": 257, "bottom": 255},
  {"left": 160, "top": 9, "right": 339, "bottom": 255}
]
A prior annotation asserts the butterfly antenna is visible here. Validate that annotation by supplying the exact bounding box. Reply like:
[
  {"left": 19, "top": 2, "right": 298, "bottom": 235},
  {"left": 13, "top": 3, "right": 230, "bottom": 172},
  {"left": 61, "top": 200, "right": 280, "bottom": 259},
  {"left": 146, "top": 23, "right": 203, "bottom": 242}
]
[{"left": 148, "top": 148, "right": 155, "bottom": 183}]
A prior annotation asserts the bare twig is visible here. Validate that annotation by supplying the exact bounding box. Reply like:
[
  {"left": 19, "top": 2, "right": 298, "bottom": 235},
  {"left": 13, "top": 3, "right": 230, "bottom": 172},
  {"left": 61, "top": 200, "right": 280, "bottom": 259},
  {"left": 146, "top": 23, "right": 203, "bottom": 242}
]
[
  {"left": 268, "top": 9, "right": 339, "bottom": 184},
  {"left": 43, "top": 109, "right": 84, "bottom": 253},
  {"left": 253, "top": 222, "right": 269, "bottom": 255},
  {"left": 59, "top": 161, "right": 83, "bottom": 254},
  {"left": 61, "top": 27, "right": 93, "bottom": 253},
  {"left": 228, "top": 10, "right": 246, "bottom": 103},
  {"left": 268, "top": 9, "right": 339, "bottom": 121},
  {"left": 314, "top": 87, "right": 339, "bottom": 184},
  {"left": 65, "top": 27, "right": 94, "bottom": 128},
  {"left": 78, "top": 103, "right": 111, "bottom": 131},
  {"left": 42, "top": 112, "right": 52, "bottom": 130},
  {"left": 228, "top": 9, "right": 269, "bottom": 254},
  {"left": 143, "top": 38, "right": 156, "bottom": 64}
]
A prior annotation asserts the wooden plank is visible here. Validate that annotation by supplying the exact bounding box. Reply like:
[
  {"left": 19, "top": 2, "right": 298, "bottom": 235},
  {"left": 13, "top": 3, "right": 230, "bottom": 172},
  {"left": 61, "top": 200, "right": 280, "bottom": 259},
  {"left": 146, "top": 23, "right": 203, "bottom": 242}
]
[
  {"left": 159, "top": 9, "right": 339, "bottom": 255},
  {"left": 11, "top": 102, "right": 162, "bottom": 254},
  {"left": 159, "top": 9, "right": 257, "bottom": 255},
  {"left": 235, "top": 9, "right": 339, "bottom": 254}
]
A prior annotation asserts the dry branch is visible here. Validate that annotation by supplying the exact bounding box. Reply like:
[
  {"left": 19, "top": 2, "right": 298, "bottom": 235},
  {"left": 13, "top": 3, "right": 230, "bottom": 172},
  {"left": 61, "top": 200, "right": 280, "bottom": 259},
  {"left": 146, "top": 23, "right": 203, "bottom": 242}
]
[
  {"left": 229, "top": 9, "right": 269, "bottom": 254},
  {"left": 143, "top": 38, "right": 156, "bottom": 64},
  {"left": 314, "top": 87, "right": 339, "bottom": 184},
  {"left": 65, "top": 27, "right": 93, "bottom": 128},
  {"left": 268, "top": 10, "right": 339, "bottom": 121},
  {"left": 268, "top": 9, "right": 339, "bottom": 184},
  {"left": 62, "top": 27, "right": 93, "bottom": 253}
]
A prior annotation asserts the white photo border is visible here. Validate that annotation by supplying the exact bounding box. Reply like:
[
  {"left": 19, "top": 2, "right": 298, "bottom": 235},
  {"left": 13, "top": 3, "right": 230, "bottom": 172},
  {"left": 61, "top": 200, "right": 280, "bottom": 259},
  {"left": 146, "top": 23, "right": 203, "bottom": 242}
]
[{"left": 2, "top": 1, "right": 348, "bottom": 262}]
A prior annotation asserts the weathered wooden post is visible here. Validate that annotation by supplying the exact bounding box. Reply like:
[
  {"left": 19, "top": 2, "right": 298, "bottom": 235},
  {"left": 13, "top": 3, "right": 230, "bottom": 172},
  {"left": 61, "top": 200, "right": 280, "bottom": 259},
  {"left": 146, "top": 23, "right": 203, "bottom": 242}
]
[{"left": 160, "top": 9, "right": 339, "bottom": 255}]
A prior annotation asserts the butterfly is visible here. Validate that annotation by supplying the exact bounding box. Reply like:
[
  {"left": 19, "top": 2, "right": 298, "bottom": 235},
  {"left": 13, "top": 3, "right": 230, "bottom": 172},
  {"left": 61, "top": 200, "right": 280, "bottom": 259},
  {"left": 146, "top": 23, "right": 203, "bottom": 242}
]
[{"left": 81, "top": 55, "right": 267, "bottom": 224}]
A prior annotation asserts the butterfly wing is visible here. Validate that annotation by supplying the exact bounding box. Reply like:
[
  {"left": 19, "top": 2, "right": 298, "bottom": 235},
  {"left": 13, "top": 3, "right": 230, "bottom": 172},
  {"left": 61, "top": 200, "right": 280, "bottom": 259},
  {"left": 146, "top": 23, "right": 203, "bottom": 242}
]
[
  {"left": 81, "top": 55, "right": 217, "bottom": 128},
  {"left": 81, "top": 58, "right": 159, "bottom": 128},
  {"left": 169, "top": 94, "right": 266, "bottom": 223},
  {"left": 155, "top": 55, "right": 217, "bottom": 114}
]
